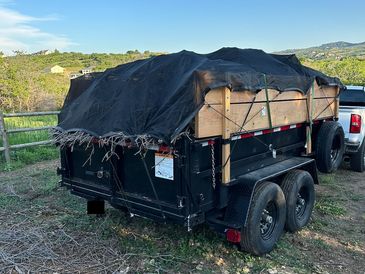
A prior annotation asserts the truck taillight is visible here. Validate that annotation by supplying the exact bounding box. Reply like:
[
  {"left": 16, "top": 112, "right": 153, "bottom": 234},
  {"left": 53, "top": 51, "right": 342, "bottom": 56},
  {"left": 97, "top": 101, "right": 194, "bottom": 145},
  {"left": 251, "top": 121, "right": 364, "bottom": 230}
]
[
  {"left": 350, "top": 114, "right": 361, "bottom": 133},
  {"left": 226, "top": 229, "right": 241, "bottom": 243}
]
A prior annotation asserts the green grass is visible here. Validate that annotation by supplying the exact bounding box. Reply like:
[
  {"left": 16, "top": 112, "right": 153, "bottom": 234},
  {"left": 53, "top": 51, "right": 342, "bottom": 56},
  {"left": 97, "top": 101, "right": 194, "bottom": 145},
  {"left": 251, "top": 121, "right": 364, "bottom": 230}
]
[
  {"left": 1, "top": 163, "right": 364, "bottom": 273},
  {"left": 0, "top": 115, "right": 59, "bottom": 170},
  {"left": 315, "top": 197, "right": 347, "bottom": 216}
]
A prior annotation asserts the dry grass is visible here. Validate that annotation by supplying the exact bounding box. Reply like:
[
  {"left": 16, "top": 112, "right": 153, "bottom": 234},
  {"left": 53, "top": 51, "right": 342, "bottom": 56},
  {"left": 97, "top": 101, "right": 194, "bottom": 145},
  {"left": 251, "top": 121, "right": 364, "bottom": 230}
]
[{"left": 0, "top": 160, "right": 364, "bottom": 273}]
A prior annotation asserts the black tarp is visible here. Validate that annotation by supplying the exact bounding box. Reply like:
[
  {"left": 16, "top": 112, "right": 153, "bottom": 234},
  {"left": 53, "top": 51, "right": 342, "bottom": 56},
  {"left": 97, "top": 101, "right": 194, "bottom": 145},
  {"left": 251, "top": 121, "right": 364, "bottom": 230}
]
[{"left": 57, "top": 48, "right": 343, "bottom": 143}]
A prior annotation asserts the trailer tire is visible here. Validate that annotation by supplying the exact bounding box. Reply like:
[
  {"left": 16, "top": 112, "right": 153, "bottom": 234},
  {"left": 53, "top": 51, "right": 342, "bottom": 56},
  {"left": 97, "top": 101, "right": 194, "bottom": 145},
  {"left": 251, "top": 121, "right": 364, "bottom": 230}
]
[
  {"left": 281, "top": 170, "right": 315, "bottom": 232},
  {"left": 315, "top": 121, "right": 345, "bottom": 173},
  {"left": 240, "top": 181, "right": 286, "bottom": 256},
  {"left": 350, "top": 138, "right": 365, "bottom": 172}
]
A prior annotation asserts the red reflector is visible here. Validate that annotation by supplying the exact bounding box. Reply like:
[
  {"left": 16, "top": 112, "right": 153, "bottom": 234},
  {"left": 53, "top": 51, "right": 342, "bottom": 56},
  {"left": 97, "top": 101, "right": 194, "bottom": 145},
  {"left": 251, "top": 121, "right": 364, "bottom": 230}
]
[
  {"left": 158, "top": 145, "right": 171, "bottom": 153},
  {"left": 296, "top": 123, "right": 303, "bottom": 128},
  {"left": 208, "top": 140, "right": 215, "bottom": 145},
  {"left": 241, "top": 133, "right": 254, "bottom": 139},
  {"left": 226, "top": 229, "right": 241, "bottom": 243},
  {"left": 263, "top": 129, "right": 272, "bottom": 134},
  {"left": 350, "top": 114, "right": 361, "bottom": 134},
  {"left": 280, "top": 125, "right": 290, "bottom": 131}
]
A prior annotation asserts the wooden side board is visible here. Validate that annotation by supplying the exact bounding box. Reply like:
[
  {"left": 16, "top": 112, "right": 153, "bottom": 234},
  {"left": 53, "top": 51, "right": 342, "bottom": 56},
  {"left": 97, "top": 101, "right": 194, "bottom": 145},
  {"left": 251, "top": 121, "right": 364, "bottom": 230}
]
[
  {"left": 195, "top": 83, "right": 339, "bottom": 139},
  {"left": 204, "top": 82, "right": 337, "bottom": 104}
]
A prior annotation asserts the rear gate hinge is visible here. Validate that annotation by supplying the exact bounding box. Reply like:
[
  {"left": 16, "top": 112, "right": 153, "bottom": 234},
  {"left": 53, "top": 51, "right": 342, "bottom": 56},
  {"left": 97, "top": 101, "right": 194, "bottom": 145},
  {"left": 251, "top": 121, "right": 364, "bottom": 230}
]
[
  {"left": 177, "top": 155, "right": 186, "bottom": 168},
  {"left": 177, "top": 196, "right": 186, "bottom": 208}
]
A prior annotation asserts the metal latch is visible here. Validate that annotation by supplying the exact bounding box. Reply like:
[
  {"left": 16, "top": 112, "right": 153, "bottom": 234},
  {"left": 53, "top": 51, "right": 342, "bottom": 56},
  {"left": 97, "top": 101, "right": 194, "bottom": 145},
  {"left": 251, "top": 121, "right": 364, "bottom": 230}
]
[
  {"left": 85, "top": 167, "right": 110, "bottom": 179},
  {"left": 177, "top": 196, "right": 186, "bottom": 208}
]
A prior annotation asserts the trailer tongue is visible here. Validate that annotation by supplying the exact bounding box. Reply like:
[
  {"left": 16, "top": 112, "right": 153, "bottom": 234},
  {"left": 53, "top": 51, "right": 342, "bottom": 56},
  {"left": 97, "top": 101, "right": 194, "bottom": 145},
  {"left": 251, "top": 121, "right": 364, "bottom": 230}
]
[{"left": 55, "top": 48, "right": 344, "bottom": 255}]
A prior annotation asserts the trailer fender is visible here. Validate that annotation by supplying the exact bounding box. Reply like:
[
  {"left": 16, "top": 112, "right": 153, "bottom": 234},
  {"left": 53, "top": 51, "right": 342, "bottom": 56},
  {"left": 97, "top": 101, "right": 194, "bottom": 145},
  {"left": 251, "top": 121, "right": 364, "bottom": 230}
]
[{"left": 224, "top": 157, "right": 317, "bottom": 227}]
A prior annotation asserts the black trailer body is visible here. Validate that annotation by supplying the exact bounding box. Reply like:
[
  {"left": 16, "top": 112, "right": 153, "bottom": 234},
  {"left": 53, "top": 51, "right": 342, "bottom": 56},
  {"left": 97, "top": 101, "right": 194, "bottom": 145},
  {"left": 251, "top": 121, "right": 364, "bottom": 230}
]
[
  {"left": 56, "top": 48, "right": 345, "bottom": 255},
  {"left": 59, "top": 120, "right": 321, "bottom": 232}
]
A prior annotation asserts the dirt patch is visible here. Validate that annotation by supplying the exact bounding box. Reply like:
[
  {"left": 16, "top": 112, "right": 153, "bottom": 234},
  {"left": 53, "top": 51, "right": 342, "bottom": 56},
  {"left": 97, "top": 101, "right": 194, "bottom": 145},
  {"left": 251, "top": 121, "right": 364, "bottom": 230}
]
[
  {"left": 0, "top": 160, "right": 364, "bottom": 273},
  {"left": 305, "top": 167, "right": 365, "bottom": 274}
]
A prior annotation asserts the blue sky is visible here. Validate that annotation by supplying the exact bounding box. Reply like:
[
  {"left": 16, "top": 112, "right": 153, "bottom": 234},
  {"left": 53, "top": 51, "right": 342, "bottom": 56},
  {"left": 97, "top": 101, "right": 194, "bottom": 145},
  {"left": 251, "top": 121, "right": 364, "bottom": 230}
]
[{"left": 0, "top": 0, "right": 364, "bottom": 55}]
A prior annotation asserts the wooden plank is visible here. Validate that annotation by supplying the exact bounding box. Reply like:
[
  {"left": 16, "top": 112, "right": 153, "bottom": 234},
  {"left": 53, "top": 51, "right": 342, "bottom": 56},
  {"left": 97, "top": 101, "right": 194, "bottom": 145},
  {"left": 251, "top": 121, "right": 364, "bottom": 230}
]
[
  {"left": 7, "top": 126, "right": 54, "bottom": 134},
  {"left": 204, "top": 84, "right": 338, "bottom": 105},
  {"left": 205, "top": 88, "right": 303, "bottom": 104},
  {"left": 196, "top": 100, "right": 306, "bottom": 138},
  {"left": 3, "top": 111, "right": 60, "bottom": 117},
  {"left": 222, "top": 87, "right": 231, "bottom": 184},
  {"left": 0, "top": 112, "right": 10, "bottom": 164},
  {"left": 195, "top": 97, "right": 337, "bottom": 138},
  {"left": 313, "top": 83, "right": 338, "bottom": 98},
  {"left": 313, "top": 98, "right": 336, "bottom": 119},
  {"left": 9, "top": 140, "right": 53, "bottom": 149},
  {"left": 0, "top": 111, "right": 58, "bottom": 163}
]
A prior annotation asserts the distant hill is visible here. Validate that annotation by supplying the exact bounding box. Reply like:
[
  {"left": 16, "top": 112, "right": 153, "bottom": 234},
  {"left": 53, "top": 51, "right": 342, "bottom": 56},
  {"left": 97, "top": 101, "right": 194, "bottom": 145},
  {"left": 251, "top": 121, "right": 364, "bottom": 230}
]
[
  {"left": 1, "top": 44, "right": 365, "bottom": 113},
  {"left": 0, "top": 51, "right": 162, "bottom": 112},
  {"left": 276, "top": 41, "right": 365, "bottom": 60}
]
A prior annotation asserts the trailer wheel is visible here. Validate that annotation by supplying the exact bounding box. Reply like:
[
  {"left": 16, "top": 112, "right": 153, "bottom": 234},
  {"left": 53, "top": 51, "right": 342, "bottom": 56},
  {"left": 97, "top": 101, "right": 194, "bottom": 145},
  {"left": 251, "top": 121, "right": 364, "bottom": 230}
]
[
  {"left": 350, "top": 138, "right": 365, "bottom": 172},
  {"left": 240, "top": 181, "right": 286, "bottom": 255},
  {"left": 281, "top": 170, "right": 315, "bottom": 232},
  {"left": 315, "top": 121, "right": 345, "bottom": 173}
]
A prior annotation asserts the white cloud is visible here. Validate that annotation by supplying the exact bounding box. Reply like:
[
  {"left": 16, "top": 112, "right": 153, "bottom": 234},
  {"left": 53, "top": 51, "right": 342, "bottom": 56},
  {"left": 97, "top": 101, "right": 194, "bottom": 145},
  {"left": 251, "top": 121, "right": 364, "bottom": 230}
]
[{"left": 0, "top": 5, "right": 75, "bottom": 55}]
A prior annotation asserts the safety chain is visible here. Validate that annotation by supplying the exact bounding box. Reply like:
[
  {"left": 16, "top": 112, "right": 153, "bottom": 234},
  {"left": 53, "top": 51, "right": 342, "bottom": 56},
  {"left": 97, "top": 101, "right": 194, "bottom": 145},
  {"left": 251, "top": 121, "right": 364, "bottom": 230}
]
[{"left": 210, "top": 143, "right": 216, "bottom": 189}]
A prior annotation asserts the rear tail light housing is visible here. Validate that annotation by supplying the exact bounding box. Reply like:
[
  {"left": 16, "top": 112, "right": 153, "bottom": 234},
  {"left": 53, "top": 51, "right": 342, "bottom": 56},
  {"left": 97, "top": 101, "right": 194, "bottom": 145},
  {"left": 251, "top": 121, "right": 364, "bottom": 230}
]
[
  {"left": 226, "top": 229, "right": 241, "bottom": 243},
  {"left": 350, "top": 114, "right": 361, "bottom": 133}
]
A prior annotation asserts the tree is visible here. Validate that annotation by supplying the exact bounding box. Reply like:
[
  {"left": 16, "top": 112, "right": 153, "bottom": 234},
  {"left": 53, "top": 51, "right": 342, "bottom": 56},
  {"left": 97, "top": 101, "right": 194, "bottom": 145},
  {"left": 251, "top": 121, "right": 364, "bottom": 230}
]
[
  {"left": 13, "top": 50, "right": 27, "bottom": 56},
  {"left": 126, "top": 49, "right": 141, "bottom": 55}
]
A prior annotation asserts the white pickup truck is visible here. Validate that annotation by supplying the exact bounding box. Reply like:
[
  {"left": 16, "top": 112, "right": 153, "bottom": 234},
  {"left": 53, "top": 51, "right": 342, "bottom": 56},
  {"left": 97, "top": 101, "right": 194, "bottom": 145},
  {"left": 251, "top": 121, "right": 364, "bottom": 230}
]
[{"left": 338, "top": 85, "right": 365, "bottom": 172}]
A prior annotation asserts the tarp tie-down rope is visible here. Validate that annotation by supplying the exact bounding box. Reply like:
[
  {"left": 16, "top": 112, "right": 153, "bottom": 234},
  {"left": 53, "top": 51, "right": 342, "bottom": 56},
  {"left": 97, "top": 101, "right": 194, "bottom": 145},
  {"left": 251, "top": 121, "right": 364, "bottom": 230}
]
[
  {"left": 320, "top": 86, "right": 335, "bottom": 117},
  {"left": 263, "top": 74, "right": 276, "bottom": 158},
  {"left": 306, "top": 82, "right": 315, "bottom": 150},
  {"left": 140, "top": 152, "right": 166, "bottom": 220},
  {"left": 108, "top": 153, "right": 134, "bottom": 216},
  {"left": 222, "top": 93, "right": 258, "bottom": 169},
  {"left": 205, "top": 94, "right": 273, "bottom": 172},
  {"left": 205, "top": 103, "right": 270, "bottom": 150},
  {"left": 313, "top": 95, "right": 340, "bottom": 121},
  {"left": 263, "top": 74, "right": 273, "bottom": 130}
]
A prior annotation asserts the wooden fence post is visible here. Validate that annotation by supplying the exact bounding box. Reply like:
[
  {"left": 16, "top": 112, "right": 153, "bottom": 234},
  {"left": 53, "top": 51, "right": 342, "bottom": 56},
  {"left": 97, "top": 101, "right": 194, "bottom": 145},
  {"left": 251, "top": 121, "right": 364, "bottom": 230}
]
[{"left": 0, "top": 112, "right": 11, "bottom": 164}]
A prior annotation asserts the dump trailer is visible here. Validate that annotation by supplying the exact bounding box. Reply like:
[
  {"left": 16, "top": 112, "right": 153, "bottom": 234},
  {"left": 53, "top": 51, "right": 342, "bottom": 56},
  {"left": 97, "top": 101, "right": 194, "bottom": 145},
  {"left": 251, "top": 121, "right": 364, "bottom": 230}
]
[{"left": 55, "top": 48, "right": 344, "bottom": 255}]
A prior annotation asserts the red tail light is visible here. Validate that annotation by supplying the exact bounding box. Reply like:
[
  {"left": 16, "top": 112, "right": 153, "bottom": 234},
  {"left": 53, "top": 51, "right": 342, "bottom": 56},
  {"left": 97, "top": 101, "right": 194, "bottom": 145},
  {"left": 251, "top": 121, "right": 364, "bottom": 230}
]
[
  {"left": 350, "top": 114, "right": 361, "bottom": 133},
  {"left": 226, "top": 229, "right": 241, "bottom": 243}
]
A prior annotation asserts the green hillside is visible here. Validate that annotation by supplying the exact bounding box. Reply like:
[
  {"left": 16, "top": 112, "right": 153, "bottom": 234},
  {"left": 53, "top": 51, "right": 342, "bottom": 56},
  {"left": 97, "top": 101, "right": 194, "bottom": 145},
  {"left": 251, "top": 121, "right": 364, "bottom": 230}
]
[
  {"left": 277, "top": 41, "right": 365, "bottom": 60},
  {"left": 0, "top": 51, "right": 160, "bottom": 112},
  {"left": 1, "top": 43, "right": 365, "bottom": 113},
  {"left": 274, "top": 41, "right": 365, "bottom": 86},
  {"left": 303, "top": 57, "right": 365, "bottom": 86}
]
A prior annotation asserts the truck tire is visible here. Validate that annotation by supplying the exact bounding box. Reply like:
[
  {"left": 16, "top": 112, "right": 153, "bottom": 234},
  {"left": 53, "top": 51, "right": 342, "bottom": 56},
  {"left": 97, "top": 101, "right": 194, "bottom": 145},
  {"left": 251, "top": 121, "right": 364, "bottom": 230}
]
[
  {"left": 280, "top": 170, "right": 315, "bottom": 232},
  {"left": 240, "top": 181, "right": 286, "bottom": 256},
  {"left": 315, "top": 121, "right": 345, "bottom": 173},
  {"left": 350, "top": 138, "right": 365, "bottom": 172}
]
